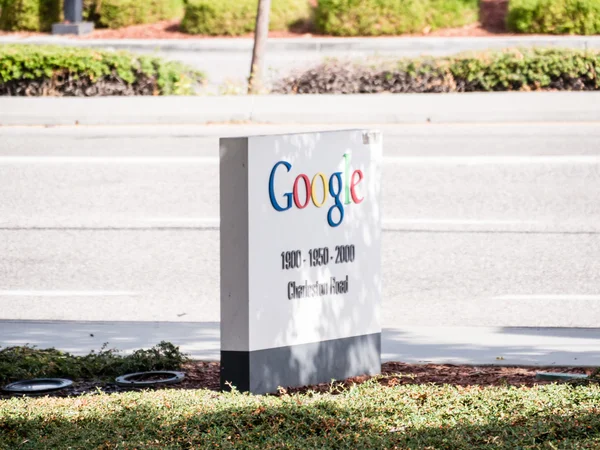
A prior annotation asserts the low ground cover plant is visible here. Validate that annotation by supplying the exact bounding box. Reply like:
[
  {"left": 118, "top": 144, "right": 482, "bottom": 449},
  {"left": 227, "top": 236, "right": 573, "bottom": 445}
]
[
  {"left": 315, "top": 0, "right": 479, "bottom": 36},
  {"left": 507, "top": 0, "right": 600, "bottom": 35},
  {"left": 0, "top": 45, "right": 204, "bottom": 96},
  {"left": 1, "top": 382, "right": 600, "bottom": 448},
  {"left": 275, "top": 48, "right": 600, "bottom": 93},
  {"left": 180, "top": 0, "right": 311, "bottom": 35},
  {"left": 0, "top": 341, "right": 188, "bottom": 382}
]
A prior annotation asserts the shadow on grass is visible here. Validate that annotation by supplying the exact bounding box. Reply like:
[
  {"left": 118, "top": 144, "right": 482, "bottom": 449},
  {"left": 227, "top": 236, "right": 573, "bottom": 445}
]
[{"left": 2, "top": 387, "right": 600, "bottom": 449}]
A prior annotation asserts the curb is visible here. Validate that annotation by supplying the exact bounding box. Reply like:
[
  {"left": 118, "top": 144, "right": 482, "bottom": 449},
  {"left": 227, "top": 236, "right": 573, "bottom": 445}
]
[
  {"left": 1, "top": 92, "right": 600, "bottom": 126},
  {"left": 3, "top": 36, "right": 600, "bottom": 54}
]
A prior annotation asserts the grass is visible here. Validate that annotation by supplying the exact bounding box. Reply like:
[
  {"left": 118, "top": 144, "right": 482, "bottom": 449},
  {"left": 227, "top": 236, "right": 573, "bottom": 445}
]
[{"left": 1, "top": 381, "right": 600, "bottom": 448}]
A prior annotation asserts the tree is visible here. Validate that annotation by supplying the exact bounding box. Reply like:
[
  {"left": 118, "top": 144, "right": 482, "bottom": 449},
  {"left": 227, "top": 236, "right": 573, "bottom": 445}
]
[{"left": 248, "top": 0, "right": 272, "bottom": 94}]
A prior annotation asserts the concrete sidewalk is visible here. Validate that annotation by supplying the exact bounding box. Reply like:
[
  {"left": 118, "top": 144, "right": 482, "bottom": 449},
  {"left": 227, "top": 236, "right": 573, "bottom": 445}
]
[
  {"left": 2, "top": 92, "right": 600, "bottom": 126},
  {"left": 3, "top": 35, "right": 600, "bottom": 53},
  {"left": 1, "top": 321, "right": 599, "bottom": 366}
]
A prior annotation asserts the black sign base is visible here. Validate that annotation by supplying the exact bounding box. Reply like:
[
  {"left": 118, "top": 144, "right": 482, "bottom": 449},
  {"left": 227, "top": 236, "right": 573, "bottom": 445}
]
[{"left": 221, "top": 333, "right": 381, "bottom": 395}]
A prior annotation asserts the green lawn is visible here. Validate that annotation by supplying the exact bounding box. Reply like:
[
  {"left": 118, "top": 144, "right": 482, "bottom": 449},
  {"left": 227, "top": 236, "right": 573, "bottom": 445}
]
[{"left": 2, "top": 381, "right": 600, "bottom": 449}]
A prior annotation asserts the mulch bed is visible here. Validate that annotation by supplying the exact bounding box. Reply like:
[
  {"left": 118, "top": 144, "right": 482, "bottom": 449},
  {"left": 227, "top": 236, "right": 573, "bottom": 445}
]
[
  {"left": 1, "top": 362, "right": 595, "bottom": 399},
  {"left": 0, "top": 22, "right": 512, "bottom": 40}
]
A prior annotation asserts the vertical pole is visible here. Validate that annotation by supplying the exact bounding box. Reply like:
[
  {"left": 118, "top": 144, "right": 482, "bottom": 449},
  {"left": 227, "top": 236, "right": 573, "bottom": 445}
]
[
  {"left": 64, "top": 0, "right": 83, "bottom": 23},
  {"left": 53, "top": 0, "right": 93, "bottom": 34},
  {"left": 248, "top": 0, "right": 272, "bottom": 94}
]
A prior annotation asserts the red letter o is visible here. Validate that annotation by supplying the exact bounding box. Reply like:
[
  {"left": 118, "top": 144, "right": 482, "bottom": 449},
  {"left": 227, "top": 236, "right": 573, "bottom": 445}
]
[{"left": 293, "top": 174, "right": 311, "bottom": 209}]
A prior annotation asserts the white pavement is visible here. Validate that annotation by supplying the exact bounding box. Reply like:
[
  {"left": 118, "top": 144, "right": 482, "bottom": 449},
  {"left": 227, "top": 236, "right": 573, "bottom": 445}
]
[
  {"left": 2, "top": 92, "right": 600, "bottom": 126},
  {"left": 2, "top": 321, "right": 600, "bottom": 367}
]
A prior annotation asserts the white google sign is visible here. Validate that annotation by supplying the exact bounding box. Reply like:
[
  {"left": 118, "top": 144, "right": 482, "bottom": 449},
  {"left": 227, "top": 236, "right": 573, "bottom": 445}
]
[{"left": 220, "top": 129, "right": 382, "bottom": 394}]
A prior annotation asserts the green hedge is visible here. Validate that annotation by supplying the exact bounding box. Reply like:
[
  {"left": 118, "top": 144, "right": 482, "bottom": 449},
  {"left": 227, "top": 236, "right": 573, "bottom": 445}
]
[
  {"left": 0, "top": 45, "right": 204, "bottom": 96},
  {"left": 507, "top": 0, "right": 600, "bottom": 34},
  {"left": 87, "top": 0, "right": 184, "bottom": 29},
  {"left": 0, "top": 0, "right": 60, "bottom": 32},
  {"left": 275, "top": 48, "right": 600, "bottom": 93},
  {"left": 315, "top": 0, "right": 479, "bottom": 36},
  {"left": 0, "top": 0, "right": 183, "bottom": 31},
  {"left": 180, "top": 0, "right": 311, "bottom": 35}
]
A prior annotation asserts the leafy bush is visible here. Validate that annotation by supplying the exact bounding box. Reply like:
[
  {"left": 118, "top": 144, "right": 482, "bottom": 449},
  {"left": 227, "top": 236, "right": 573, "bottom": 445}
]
[
  {"left": 315, "top": 0, "right": 479, "bottom": 36},
  {"left": 0, "top": 341, "right": 189, "bottom": 383},
  {"left": 507, "top": 0, "right": 600, "bottom": 34},
  {"left": 275, "top": 48, "right": 600, "bottom": 93},
  {"left": 0, "top": 0, "right": 60, "bottom": 32},
  {"left": 0, "top": 44, "right": 204, "bottom": 96},
  {"left": 87, "top": 0, "right": 184, "bottom": 29},
  {"left": 180, "top": 0, "right": 311, "bottom": 35},
  {"left": 0, "top": 0, "right": 183, "bottom": 31}
]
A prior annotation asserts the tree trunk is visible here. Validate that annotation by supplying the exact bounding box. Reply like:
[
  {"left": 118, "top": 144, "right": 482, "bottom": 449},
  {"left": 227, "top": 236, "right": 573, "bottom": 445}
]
[{"left": 248, "top": 0, "right": 272, "bottom": 94}]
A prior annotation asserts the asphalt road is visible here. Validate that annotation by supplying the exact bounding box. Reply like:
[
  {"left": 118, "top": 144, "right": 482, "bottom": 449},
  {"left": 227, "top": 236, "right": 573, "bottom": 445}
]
[{"left": 1, "top": 123, "right": 599, "bottom": 364}]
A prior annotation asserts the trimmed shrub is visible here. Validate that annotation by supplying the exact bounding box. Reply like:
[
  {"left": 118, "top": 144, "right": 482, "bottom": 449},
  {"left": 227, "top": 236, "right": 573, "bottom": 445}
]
[
  {"left": 507, "top": 0, "right": 600, "bottom": 34},
  {"left": 315, "top": 0, "right": 479, "bottom": 37},
  {"left": 0, "top": 0, "right": 183, "bottom": 31},
  {"left": 0, "top": 44, "right": 204, "bottom": 96},
  {"left": 0, "top": 0, "right": 60, "bottom": 32},
  {"left": 180, "top": 0, "right": 311, "bottom": 36},
  {"left": 275, "top": 48, "right": 600, "bottom": 93},
  {"left": 87, "top": 0, "right": 184, "bottom": 29}
]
